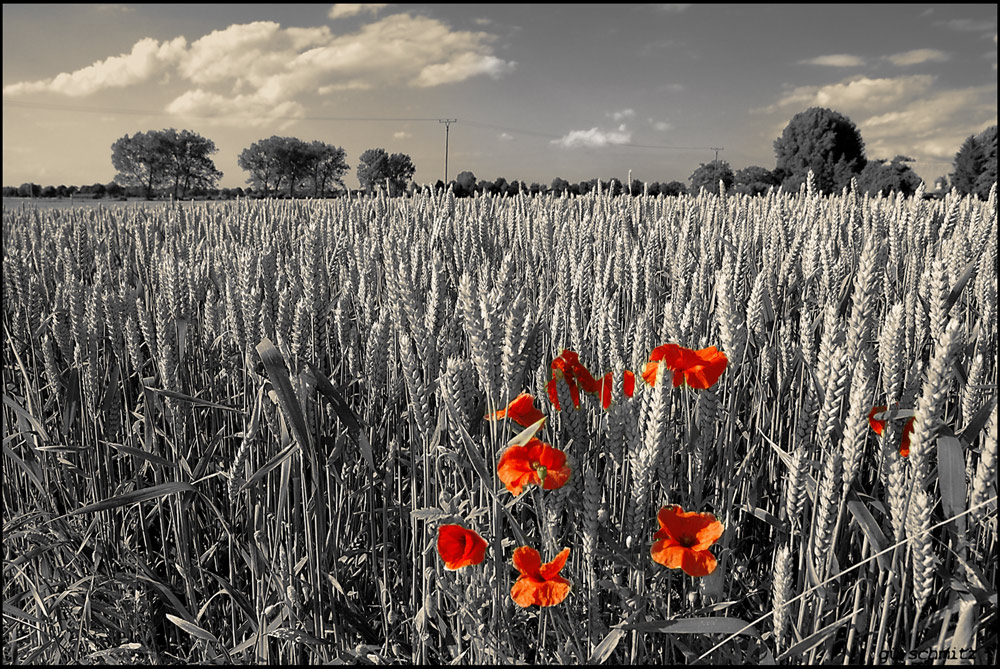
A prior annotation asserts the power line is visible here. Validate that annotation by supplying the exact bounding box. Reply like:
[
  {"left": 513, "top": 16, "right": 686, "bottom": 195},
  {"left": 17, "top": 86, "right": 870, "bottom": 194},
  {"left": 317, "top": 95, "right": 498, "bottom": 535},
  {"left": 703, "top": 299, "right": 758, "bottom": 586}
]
[{"left": 5, "top": 100, "right": 723, "bottom": 154}]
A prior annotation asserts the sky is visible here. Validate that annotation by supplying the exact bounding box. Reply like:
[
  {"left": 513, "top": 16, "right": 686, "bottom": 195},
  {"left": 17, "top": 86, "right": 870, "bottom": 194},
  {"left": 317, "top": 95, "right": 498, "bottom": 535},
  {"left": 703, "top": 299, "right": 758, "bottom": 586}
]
[{"left": 3, "top": 3, "right": 997, "bottom": 190}]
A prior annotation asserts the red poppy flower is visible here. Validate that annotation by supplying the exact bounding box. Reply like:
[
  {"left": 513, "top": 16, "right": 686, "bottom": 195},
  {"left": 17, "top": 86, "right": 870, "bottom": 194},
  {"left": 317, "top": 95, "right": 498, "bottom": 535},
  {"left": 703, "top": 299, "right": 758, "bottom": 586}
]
[
  {"left": 487, "top": 392, "right": 546, "bottom": 428},
  {"left": 642, "top": 344, "right": 728, "bottom": 390},
  {"left": 650, "top": 505, "right": 724, "bottom": 577},
  {"left": 497, "top": 437, "right": 571, "bottom": 495},
  {"left": 868, "top": 406, "right": 916, "bottom": 457},
  {"left": 437, "top": 524, "right": 488, "bottom": 570},
  {"left": 623, "top": 370, "right": 636, "bottom": 398},
  {"left": 510, "top": 546, "right": 572, "bottom": 607}
]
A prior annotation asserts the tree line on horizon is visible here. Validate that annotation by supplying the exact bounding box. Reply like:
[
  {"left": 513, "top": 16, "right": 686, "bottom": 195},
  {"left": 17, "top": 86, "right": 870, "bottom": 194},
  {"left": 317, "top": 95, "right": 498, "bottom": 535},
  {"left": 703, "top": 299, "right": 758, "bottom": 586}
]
[{"left": 4, "top": 108, "right": 996, "bottom": 201}]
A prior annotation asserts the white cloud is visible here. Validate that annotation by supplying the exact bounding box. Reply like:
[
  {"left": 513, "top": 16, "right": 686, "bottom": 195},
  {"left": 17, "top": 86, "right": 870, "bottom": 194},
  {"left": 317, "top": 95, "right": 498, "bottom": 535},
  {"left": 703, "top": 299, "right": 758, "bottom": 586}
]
[
  {"left": 393, "top": 131, "right": 411, "bottom": 139},
  {"left": 3, "top": 13, "right": 516, "bottom": 123},
  {"left": 798, "top": 54, "right": 866, "bottom": 67},
  {"left": 759, "top": 74, "right": 936, "bottom": 113},
  {"left": 415, "top": 52, "right": 516, "bottom": 87},
  {"left": 551, "top": 126, "right": 632, "bottom": 149},
  {"left": 328, "top": 4, "right": 387, "bottom": 21},
  {"left": 886, "top": 48, "right": 950, "bottom": 66},
  {"left": 498, "top": 132, "right": 514, "bottom": 141},
  {"left": 940, "top": 18, "right": 996, "bottom": 33},
  {"left": 164, "top": 88, "right": 305, "bottom": 127},
  {"left": 3, "top": 36, "right": 186, "bottom": 97},
  {"left": 608, "top": 108, "right": 635, "bottom": 122},
  {"left": 649, "top": 118, "right": 673, "bottom": 132}
]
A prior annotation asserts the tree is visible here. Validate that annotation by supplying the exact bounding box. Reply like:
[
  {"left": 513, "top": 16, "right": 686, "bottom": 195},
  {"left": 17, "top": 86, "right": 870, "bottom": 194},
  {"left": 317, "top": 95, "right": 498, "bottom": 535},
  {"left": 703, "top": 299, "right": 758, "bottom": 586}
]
[
  {"left": 111, "top": 131, "right": 172, "bottom": 199},
  {"left": 386, "top": 153, "right": 416, "bottom": 196},
  {"left": 239, "top": 136, "right": 288, "bottom": 197},
  {"left": 105, "top": 181, "right": 125, "bottom": 199},
  {"left": 453, "top": 170, "right": 477, "bottom": 197},
  {"left": 306, "top": 141, "right": 349, "bottom": 197},
  {"left": 492, "top": 176, "right": 509, "bottom": 196},
  {"left": 689, "top": 160, "right": 734, "bottom": 194},
  {"left": 951, "top": 135, "right": 983, "bottom": 196},
  {"left": 660, "top": 181, "right": 687, "bottom": 196},
  {"left": 303, "top": 140, "right": 350, "bottom": 197},
  {"left": 550, "top": 177, "right": 570, "bottom": 195},
  {"left": 159, "top": 129, "right": 222, "bottom": 199},
  {"left": 972, "top": 125, "right": 996, "bottom": 200},
  {"left": 856, "top": 155, "right": 922, "bottom": 197},
  {"left": 773, "top": 107, "right": 866, "bottom": 194},
  {"left": 357, "top": 148, "right": 416, "bottom": 195},
  {"left": 17, "top": 182, "right": 41, "bottom": 197},
  {"left": 274, "top": 137, "right": 315, "bottom": 198},
  {"left": 734, "top": 165, "right": 779, "bottom": 196}
]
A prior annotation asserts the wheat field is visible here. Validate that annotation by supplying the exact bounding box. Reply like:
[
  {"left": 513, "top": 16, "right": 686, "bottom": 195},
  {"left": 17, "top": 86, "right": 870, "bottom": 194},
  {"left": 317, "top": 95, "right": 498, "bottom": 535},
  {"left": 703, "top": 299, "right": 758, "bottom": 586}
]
[{"left": 2, "top": 178, "right": 996, "bottom": 664}]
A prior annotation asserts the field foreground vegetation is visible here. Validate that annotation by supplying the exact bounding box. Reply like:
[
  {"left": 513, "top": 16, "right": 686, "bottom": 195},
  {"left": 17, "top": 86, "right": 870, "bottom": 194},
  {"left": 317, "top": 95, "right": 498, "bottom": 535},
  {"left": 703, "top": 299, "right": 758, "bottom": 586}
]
[{"left": 2, "top": 179, "right": 997, "bottom": 664}]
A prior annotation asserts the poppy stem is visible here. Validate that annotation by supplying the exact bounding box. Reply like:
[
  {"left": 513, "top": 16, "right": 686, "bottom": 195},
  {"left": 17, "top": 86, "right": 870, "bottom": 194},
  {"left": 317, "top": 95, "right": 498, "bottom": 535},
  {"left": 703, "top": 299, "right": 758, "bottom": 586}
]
[{"left": 531, "top": 485, "right": 550, "bottom": 552}]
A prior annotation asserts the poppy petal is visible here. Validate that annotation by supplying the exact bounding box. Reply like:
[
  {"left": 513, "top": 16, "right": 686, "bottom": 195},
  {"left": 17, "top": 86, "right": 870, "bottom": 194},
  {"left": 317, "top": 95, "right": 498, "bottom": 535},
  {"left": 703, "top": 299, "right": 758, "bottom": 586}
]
[
  {"left": 650, "top": 541, "right": 687, "bottom": 569},
  {"left": 868, "top": 406, "right": 887, "bottom": 435},
  {"left": 624, "top": 370, "right": 636, "bottom": 397},
  {"left": 547, "top": 376, "right": 561, "bottom": 411},
  {"left": 489, "top": 392, "right": 546, "bottom": 428},
  {"left": 900, "top": 418, "right": 915, "bottom": 457},
  {"left": 600, "top": 372, "right": 613, "bottom": 409},
  {"left": 691, "top": 518, "right": 725, "bottom": 551},
  {"left": 540, "top": 547, "right": 571, "bottom": 580},
  {"left": 511, "top": 576, "right": 544, "bottom": 607},
  {"left": 642, "top": 361, "right": 659, "bottom": 386},
  {"left": 512, "top": 545, "right": 542, "bottom": 577},
  {"left": 437, "top": 525, "right": 488, "bottom": 570},
  {"left": 531, "top": 577, "right": 572, "bottom": 607},
  {"left": 680, "top": 549, "right": 717, "bottom": 577},
  {"left": 497, "top": 445, "right": 540, "bottom": 496},
  {"left": 649, "top": 344, "right": 674, "bottom": 363}
]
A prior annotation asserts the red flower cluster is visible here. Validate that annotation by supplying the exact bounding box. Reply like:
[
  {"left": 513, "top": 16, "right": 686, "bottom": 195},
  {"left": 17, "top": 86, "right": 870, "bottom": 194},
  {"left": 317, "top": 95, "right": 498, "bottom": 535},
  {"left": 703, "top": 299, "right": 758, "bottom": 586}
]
[{"left": 449, "top": 343, "right": 730, "bottom": 607}]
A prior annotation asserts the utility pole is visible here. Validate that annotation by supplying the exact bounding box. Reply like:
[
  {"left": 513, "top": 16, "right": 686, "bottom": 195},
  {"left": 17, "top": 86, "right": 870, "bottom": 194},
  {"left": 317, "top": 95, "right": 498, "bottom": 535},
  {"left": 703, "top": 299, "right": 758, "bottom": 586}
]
[
  {"left": 710, "top": 147, "right": 724, "bottom": 163},
  {"left": 439, "top": 119, "right": 457, "bottom": 183}
]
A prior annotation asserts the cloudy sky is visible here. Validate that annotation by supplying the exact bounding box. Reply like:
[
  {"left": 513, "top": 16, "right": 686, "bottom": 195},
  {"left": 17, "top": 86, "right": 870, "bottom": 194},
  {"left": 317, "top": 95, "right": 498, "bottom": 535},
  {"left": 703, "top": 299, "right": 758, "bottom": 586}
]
[{"left": 3, "top": 3, "right": 996, "bottom": 190}]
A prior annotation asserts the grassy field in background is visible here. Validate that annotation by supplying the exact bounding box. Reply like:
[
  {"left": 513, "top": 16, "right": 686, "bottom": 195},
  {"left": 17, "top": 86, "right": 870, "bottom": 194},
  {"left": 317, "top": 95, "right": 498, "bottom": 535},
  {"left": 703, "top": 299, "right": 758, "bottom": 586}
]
[{"left": 2, "top": 180, "right": 996, "bottom": 664}]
